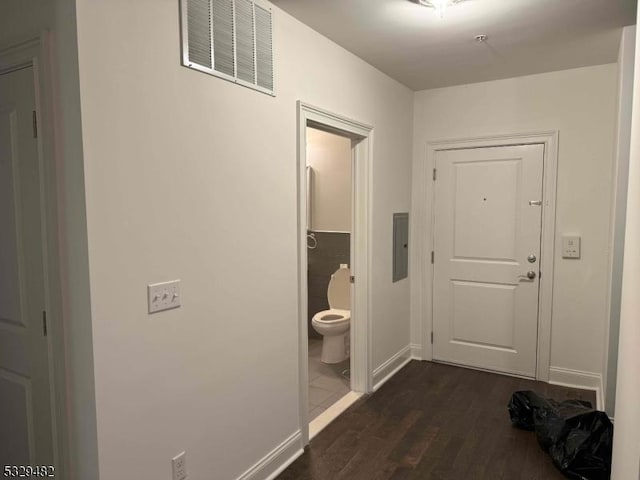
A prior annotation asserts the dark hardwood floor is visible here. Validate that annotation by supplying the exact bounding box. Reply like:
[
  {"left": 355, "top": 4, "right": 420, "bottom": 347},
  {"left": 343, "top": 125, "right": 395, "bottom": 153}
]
[{"left": 278, "top": 360, "right": 596, "bottom": 480}]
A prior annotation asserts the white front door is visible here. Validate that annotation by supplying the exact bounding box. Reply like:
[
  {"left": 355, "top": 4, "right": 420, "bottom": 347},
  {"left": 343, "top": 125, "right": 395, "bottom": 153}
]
[
  {"left": 432, "top": 144, "right": 544, "bottom": 377},
  {"left": 0, "top": 66, "right": 55, "bottom": 467}
]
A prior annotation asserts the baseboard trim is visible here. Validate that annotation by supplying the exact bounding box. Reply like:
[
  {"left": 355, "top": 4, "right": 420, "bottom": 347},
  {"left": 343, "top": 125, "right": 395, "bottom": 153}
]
[
  {"left": 548, "top": 367, "right": 604, "bottom": 410},
  {"left": 235, "top": 430, "right": 303, "bottom": 480},
  {"left": 373, "top": 345, "right": 412, "bottom": 391},
  {"left": 410, "top": 343, "right": 423, "bottom": 360}
]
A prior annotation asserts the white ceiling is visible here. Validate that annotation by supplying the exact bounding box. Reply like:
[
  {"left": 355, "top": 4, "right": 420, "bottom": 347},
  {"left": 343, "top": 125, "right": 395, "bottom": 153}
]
[{"left": 270, "top": 0, "right": 637, "bottom": 90}]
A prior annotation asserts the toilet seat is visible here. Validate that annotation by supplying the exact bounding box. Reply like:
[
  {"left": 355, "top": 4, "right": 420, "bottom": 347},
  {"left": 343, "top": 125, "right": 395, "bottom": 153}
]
[
  {"left": 312, "top": 308, "right": 351, "bottom": 325},
  {"left": 312, "top": 266, "right": 351, "bottom": 326}
]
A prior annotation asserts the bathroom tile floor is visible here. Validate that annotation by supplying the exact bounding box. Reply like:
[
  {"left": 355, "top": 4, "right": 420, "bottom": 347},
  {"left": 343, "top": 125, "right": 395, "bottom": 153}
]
[{"left": 308, "top": 338, "right": 351, "bottom": 421}]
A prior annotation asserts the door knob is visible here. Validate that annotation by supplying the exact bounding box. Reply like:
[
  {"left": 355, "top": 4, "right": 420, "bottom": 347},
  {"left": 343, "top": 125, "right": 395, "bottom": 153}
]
[{"left": 518, "top": 271, "right": 537, "bottom": 280}]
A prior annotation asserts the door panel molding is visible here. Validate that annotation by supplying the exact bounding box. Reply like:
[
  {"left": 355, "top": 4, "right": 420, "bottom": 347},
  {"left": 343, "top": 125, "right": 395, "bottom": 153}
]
[
  {"left": 0, "top": 367, "right": 36, "bottom": 464},
  {"left": 0, "top": 106, "right": 28, "bottom": 328},
  {"left": 413, "top": 131, "right": 558, "bottom": 382}
]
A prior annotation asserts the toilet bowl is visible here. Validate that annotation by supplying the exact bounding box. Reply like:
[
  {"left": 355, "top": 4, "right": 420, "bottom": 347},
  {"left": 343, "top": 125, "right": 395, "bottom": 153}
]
[{"left": 312, "top": 266, "right": 351, "bottom": 364}]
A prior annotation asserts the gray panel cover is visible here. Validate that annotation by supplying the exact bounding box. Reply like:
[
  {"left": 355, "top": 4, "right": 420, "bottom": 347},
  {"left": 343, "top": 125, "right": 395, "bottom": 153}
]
[{"left": 393, "top": 213, "right": 409, "bottom": 282}]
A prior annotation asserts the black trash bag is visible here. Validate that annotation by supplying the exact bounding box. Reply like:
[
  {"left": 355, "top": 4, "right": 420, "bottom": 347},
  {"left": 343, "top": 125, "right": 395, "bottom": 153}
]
[
  {"left": 548, "top": 410, "right": 614, "bottom": 480},
  {"left": 508, "top": 390, "right": 613, "bottom": 480},
  {"left": 534, "top": 398, "right": 594, "bottom": 449},
  {"left": 508, "top": 390, "right": 552, "bottom": 430}
]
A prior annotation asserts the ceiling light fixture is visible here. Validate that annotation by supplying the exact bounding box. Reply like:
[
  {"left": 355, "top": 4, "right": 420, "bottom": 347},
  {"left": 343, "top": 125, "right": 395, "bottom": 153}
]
[{"left": 414, "top": 0, "right": 465, "bottom": 19}]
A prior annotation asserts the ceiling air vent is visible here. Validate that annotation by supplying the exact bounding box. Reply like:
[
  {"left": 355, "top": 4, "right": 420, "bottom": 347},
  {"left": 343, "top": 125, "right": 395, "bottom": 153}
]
[{"left": 180, "top": 0, "right": 274, "bottom": 96}]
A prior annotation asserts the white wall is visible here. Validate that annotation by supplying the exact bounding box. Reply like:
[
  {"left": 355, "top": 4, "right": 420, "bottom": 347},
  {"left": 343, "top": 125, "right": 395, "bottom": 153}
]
[
  {"left": 411, "top": 65, "right": 618, "bottom": 386},
  {"left": 306, "top": 128, "right": 352, "bottom": 232},
  {"left": 605, "top": 25, "right": 636, "bottom": 417},
  {"left": 0, "top": 2, "right": 98, "bottom": 479},
  {"left": 611, "top": 12, "right": 640, "bottom": 480},
  {"left": 72, "top": 0, "right": 413, "bottom": 479}
]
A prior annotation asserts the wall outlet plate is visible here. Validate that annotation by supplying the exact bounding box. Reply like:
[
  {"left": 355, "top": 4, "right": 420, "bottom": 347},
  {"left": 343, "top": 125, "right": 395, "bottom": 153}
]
[
  {"left": 172, "top": 451, "right": 187, "bottom": 480},
  {"left": 148, "top": 280, "right": 181, "bottom": 314}
]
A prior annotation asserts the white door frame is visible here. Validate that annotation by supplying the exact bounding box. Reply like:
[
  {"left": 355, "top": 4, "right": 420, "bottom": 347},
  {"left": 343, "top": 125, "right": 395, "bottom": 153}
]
[
  {"left": 0, "top": 34, "right": 68, "bottom": 476},
  {"left": 297, "top": 102, "right": 373, "bottom": 444},
  {"left": 416, "top": 131, "right": 559, "bottom": 381}
]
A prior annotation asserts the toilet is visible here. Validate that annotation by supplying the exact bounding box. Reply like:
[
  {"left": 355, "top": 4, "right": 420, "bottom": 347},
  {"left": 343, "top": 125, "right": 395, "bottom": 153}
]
[{"left": 312, "top": 265, "right": 351, "bottom": 364}]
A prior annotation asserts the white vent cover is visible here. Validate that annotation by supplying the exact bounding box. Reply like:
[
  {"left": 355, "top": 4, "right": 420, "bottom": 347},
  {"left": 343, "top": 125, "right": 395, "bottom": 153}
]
[{"left": 181, "top": 0, "right": 274, "bottom": 95}]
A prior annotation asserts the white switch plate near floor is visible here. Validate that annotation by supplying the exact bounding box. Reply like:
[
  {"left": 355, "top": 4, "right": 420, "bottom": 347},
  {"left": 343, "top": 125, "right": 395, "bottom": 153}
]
[
  {"left": 148, "top": 280, "right": 181, "bottom": 313},
  {"left": 562, "top": 235, "right": 581, "bottom": 259},
  {"left": 172, "top": 451, "right": 187, "bottom": 480}
]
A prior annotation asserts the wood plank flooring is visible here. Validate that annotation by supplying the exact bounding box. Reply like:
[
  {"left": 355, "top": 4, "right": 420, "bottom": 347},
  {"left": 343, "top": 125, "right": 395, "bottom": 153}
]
[{"left": 277, "top": 360, "right": 596, "bottom": 480}]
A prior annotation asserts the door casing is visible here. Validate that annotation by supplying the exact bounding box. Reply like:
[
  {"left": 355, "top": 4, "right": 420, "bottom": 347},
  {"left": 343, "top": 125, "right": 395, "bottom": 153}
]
[
  {"left": 415, "top": 132, "right": 559, "bottom": 382},
  {"left": 0, "top": 34, "right": 68, "bottom": 477},
  {"left": 297, "top": 102, "right": 373, "bottom": 445}
]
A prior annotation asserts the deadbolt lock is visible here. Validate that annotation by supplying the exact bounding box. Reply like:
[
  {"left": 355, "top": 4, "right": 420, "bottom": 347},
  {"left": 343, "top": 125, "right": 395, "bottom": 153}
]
[{"left": 527, "top": 254, "right": 537, "bottom": 263}]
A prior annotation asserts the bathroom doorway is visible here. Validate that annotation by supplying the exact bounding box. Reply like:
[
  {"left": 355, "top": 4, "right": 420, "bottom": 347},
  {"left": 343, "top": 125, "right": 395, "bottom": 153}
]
[
  {"left": 297, "top": 102, "right": 373, "bottom": 443},
  {"left": 306, "top": 127, "right": 352, "bottom": 423}
]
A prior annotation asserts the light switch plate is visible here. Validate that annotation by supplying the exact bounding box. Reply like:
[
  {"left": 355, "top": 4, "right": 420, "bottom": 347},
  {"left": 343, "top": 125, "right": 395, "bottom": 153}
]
[
  {"left": 148, "top": 280, "right": 181, "bottom": 313},
  {"left": 562, "top": 235, "right": 581, "bottom": 259}
]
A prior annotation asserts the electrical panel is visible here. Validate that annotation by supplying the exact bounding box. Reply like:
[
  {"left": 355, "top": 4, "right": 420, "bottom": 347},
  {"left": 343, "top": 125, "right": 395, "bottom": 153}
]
[{"left": 393, "top": 213, "right": 409, "bottom": 282}]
